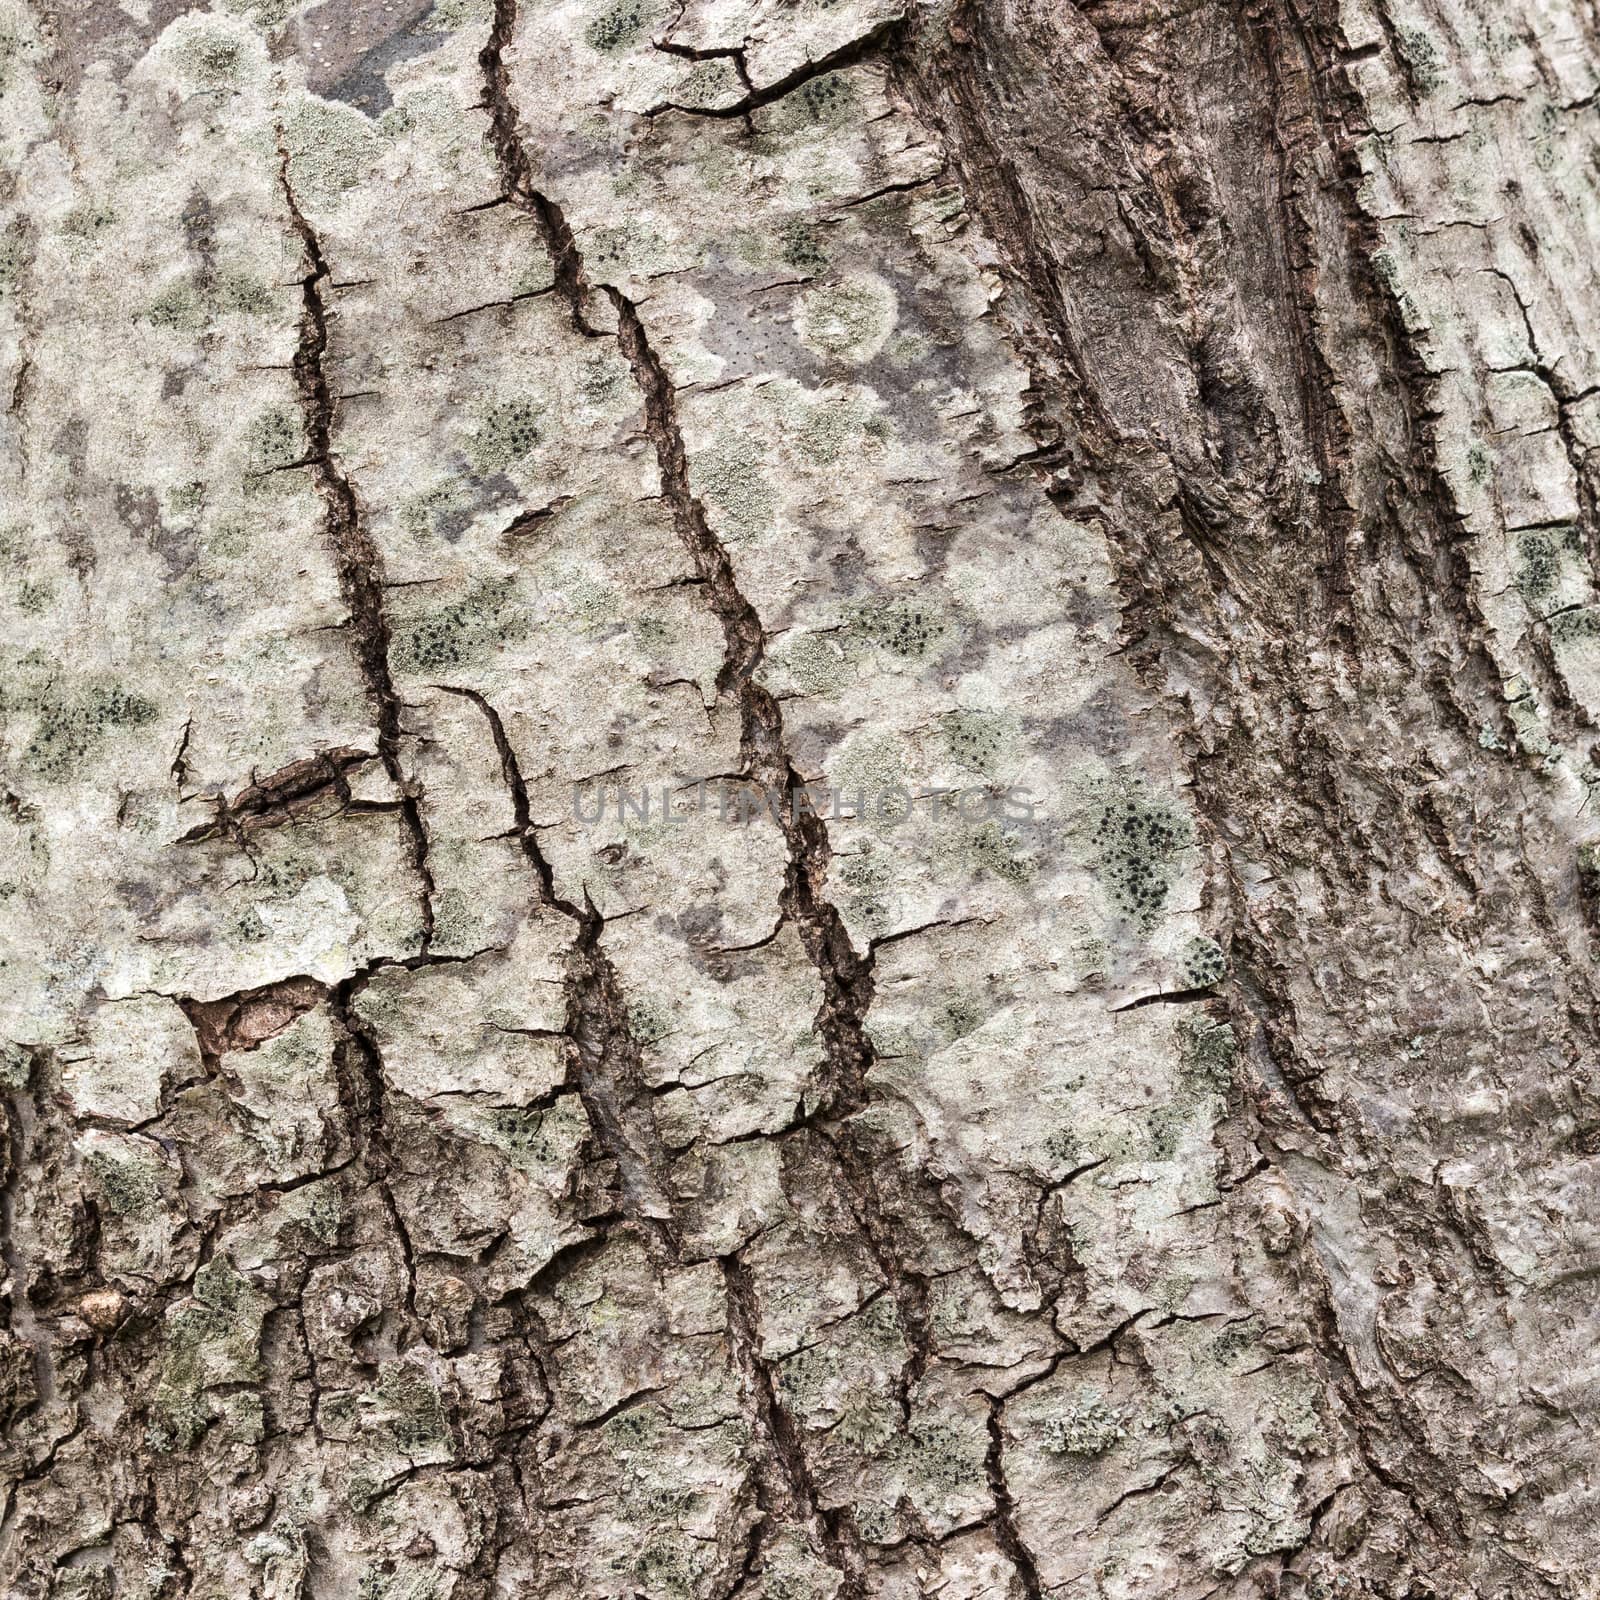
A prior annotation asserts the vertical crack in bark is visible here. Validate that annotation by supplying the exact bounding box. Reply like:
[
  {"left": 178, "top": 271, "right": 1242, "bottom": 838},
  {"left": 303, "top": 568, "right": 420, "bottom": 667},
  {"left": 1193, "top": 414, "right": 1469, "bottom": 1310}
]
[
  {"left": 437, "top": 686, "right": 679, "bottom": 1238},
  {"left": 602, "top": 288, "right": 878, "bottom": 1122},
  {"left": 324, "top": 971, "right": 420, "bottom": 1329},
  {"left": 984, "top": 1398, "right": 1046, "bottom": 1600},
  {"left": 278, "top": 156, "right": 436, "bottom": 951},
  {"left": 0, "top": 1073, "right": 58, "bottom": 1439},
  {"left": 443, "top": 675, "right": 864, "bottom": 1580},
  {"left": 479, "top": 2, "right": 603, "bottom": 337},
  {"left": 721, "top": 1254, "right": 870, "bottom": 1597},
  {"left": 476, "top": 9, "right": 935, "bottom": 1575}
]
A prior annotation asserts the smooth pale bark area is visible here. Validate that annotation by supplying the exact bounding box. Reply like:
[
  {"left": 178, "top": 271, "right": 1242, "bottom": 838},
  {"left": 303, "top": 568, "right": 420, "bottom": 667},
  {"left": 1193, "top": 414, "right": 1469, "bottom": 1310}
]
[{"left": 1, "top": 0, "right": 1598, "bottom": 1594}]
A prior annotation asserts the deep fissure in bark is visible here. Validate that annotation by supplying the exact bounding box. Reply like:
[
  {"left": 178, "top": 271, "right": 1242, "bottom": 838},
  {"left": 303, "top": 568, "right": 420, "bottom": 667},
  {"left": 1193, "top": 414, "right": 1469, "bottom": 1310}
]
[
  {"left": 439, "top": 685, "right": 679, "bottom": 1237},
  {"left": 279, "top": 159, "right": 436, "bottom": 950},
  {"left": 471, "top": 12, "right": 959, "bottom": 1578},
  {"left": 721, "top": 1254, "right": 870, "bottom": 1596}
]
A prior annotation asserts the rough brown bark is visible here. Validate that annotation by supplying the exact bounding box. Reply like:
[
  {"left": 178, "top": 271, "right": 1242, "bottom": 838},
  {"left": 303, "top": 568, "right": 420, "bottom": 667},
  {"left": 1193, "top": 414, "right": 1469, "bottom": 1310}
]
[{"left": 2, "top": 0, "right": 1599, "bottom": 1595}]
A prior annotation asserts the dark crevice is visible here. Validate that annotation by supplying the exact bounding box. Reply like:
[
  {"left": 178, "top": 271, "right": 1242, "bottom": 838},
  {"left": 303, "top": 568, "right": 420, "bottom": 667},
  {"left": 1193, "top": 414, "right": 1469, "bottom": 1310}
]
[
  {"left": 645, "top": 17, "right": 902, "bottom": 122},
  {"left": 175, "top": 747, "right": 376, "bottom": 843},
  {"left": 983, "top": 1398, "right": 1046, "bottom": 1600},
  {"left": 721, "top": 1255, "right": 870, "bottom": 1597},
  {"left": 479, "top": 4, "right": 605, "bottom": 336},
  {"left": 177, "top": 975, "right": 329, "bottom": 1070},
  {"left": 474, "top": 11, "right": 932, "bottom": 1583},
  {"left": 277, "top": 154, "right": 436, "bottom": 951},
  {"left": 437, "top": 685, "right": 679, "bottom": 1241}
]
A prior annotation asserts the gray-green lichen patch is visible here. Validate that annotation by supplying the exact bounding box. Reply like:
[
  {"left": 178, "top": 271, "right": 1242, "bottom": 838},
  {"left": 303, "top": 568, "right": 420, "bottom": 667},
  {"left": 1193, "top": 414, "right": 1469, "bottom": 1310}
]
[
  {"left": 390, "top": 575, "right": 531, "bottom": 674},
  {"left": 148, "top": 1257, "right": 267, "bottom": 1452},
  {"left": 583, "top": 0, "right": 673, "bottom": 54},
  {"left": 464, "top": 394, "right": 546, "bottom": 473},
  {"left": 1038, "top": 1385, "right": 1130, "bottom": 1457},
  {"left": 1177, "top": 934, "right": 1226, "bottom": 988},
  {"left": 1083, "top": 775, "right": 1196, "bottom": 932},
  {"left": 244, "top": 405, "right": 308, "bottom": 475},
  {"left": 794, "top": 272, "right": 898, "bottom": 364},
  {"left": 281, "top": 95, "right": 385, "bottom": 202},
  {"left": 1513, "top": 524, "right": 1589, "bottom": 608},
  {"left": 689, "top": 433, "right": 777, "bottom": 541},
  {"left": 849, "top": 595, "right": 953, "bottom": 662},
  {"left": 145, "top": 12, "right": 271, "bottom": 97},
  {"left": 18, "top": 677, "right": 159, "bottom": 784},
  {"left": 142, "top": 269, "right": 277, "bottom": 334},
  {"left": 759, "top": 69, "right": 862, "bottom": 137},
  {"left": 941, "top": 707, "right": 1019, "bottom": 776}
]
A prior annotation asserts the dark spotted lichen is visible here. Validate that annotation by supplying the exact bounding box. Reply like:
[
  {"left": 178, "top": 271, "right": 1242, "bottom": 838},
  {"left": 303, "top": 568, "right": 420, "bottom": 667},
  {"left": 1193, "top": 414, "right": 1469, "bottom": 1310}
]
[
  {"left": 1179, "top": 935, "right": 1226, "bottom": 987},
  {"left": 583, "top": 0, "right": 652, "bottom": 53},
  {"left": 245, "top": 405, "right": 306, "bottom": 472},
  {"left": 942, "top": 709, "right": 1007, "bottom": 774},
  {"left": 779, "top": 219, "right": 828, "bottom": 273},
  {"left": 1089, "top": 782, "right": 1193, "bottom": 930},
  {"left": 1515, "top": 530, "right": 1561, "bottom": 602},
  {"left": 83, "top": 1146, "right": 159, "bottom": 1216},
  {"left": 148, "top": 1258, "right": 265, "bottom": 1453},
  {"left": 24, "top": 681, "right": 159, "bottom": 782},
  {"left": 466, "top": 396, "right": 544, "bottom": 471},
  {"left": 1551, "top": 606, "right": 1600, "bottom": 646},
  {"left": 854, "top": 597, "right": 949, "bottom": 661},
  {"left": 392, "top": 577, "right": 528, "bottom": 673}
]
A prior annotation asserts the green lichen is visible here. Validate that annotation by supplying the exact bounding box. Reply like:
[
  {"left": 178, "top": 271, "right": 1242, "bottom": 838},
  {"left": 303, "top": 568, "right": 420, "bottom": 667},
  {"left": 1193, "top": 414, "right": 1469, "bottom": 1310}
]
[
  {"left": 14, "top": 579, "right": 52, "bottom": 616},
  {"left": 465, "top": 1097, "right": 585, "bottom": 1177},
  {"left": 1176, "top": 1015, "right": 1236, "bottom": 1094},
  {"left": 942, "top": 709, "right": 1010, "bottom": 775},
  {"left": 627, "top": 999, "right": 673, "bottom": 1046},
  {"left": 966, "top": 819, "right": 1037, "bottom": 883},
  {"left": 173, "top": 25, "right": 248, "bottom": 86},
  {"left": 0, "top": 1044, "right": 32, "bottom": 1092},
  {"left": 466, "top": 395, "right": 544, "bottom": 472},
  {"left": 693, "top": 437, "right": 775, "bottom": 538},
  {"left": 778, "top": 219, "right": 828, "bottom": 273},
  {"left": 1038, "top": 1387, "right": 1127, "bottom": 1457},
  {"left": 24, "top": 680, "right": 159, "bottom": 782},
  {"left": 1515, "top": 529, "right": 1563, "bottom": 602},
  {"left": 1089, "top": 781, "right": 1194, "bottom": 930},
  {"left": 61, "top": 204, "right": 116, "bottom": 246},
  {"left": 149, "top": 1259, "right": 265, "bottom": 1452},
  {"left": 1178, "top": 935, "right": 1226, "bottom": 987},
  {"left": 852, "top": 597, "right": 949, "bottom": 661},
  {"left": 399, "top": 479, "right": 470, "bottom": 543},
  {"left": 0, "top": 224, "right": 28, "bottom": 295},
  {"left": 1394, "top": 26, "right": 1444, "bottom": 94},
  {"left": 770, "top": 629, "right": 854, "bottom": 697},
  {"left": 245, "top": 405, "right": 305, "bottom": 473},
  {"left": 423, "top": 0, "right": 493, "bottom": 28},
  {"left": 223, "top": 0, "right": 301, "bottom": 23},
  {"left": 282, "top": 98, "right": 382, "bottom": 201},
  {"left": 1551, "top": 606, "right": 1600, "bottom": 646},
  {"left": 584, "top": 0, "right": 658, "bottom": 52},
  {"left": 83, "top": 1146, "right": 159, "bottom": 1216},
  {"left": 764, "top": 70, "right": 857, "bottom": 135},
  {"left": 366, "top": 1362, "right": 448, "bottom": 1453},
  {"left": 392, "top": 576, "right": 529, "bottom": 673},
  {"left": 796, "top": 274, "right": 897, "bottom": 364},
  {"left": 935, "top": 992, "right": 985, "bottom": 1041}
]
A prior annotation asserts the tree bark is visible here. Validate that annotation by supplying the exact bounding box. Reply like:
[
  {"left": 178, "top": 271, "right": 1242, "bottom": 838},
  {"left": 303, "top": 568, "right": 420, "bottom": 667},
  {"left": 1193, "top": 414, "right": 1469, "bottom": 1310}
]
[{"left": 2, "top": 0, "right": 1598, "bottom": 1595}]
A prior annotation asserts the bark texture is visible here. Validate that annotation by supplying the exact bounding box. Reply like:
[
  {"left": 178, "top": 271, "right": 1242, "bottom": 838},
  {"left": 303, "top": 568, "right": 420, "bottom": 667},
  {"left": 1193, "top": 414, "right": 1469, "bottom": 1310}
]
[{"left": 1, "top": 0, "right": 1598, "bottom": 1595}]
